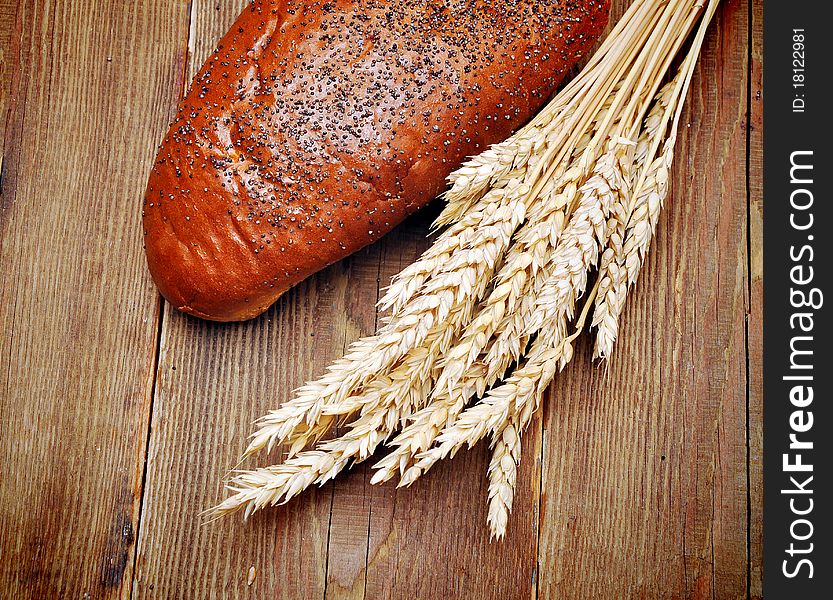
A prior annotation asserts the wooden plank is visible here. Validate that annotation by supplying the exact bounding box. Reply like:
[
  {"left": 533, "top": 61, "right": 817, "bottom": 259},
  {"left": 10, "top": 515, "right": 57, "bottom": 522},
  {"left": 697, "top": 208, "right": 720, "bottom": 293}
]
[
  {"left": 535, "top": 0, "right": 751, "bottom": 597},
  {"left": 0, "top": 0, "right": 761, "bottom": 597},
  {"left": 322, "top": 214, "right": 428, "bottom": 600},
  {"left": 325, "top": 208, "right": 543, "bottom": 600},
  {"left": 747, "top": 0, "right": 764, "bottom": 597},
  {"left": 132, "top": 288, "right": 337, "bottom": 599},
  {"left": 134, "top": 3, "right": 329, "bottom": 597},
  {"left": 0, "top": 0, "right": 17, "bottom": 143},
  {"left": 0, "top": 0, "right": 187, "bottom": 598}
]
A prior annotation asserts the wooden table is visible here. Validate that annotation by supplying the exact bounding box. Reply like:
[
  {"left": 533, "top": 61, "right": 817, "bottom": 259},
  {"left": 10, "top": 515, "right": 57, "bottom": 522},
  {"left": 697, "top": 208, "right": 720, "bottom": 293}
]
[{"left": 0, "top": 0, "right": 762, "bottom": 598}]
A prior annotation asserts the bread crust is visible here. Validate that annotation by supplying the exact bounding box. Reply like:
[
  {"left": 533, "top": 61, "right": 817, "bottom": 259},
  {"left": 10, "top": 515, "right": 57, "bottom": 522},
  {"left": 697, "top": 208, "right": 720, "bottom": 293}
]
[{"left": 143, "top": 0, "right": 610, "bottom": 321}]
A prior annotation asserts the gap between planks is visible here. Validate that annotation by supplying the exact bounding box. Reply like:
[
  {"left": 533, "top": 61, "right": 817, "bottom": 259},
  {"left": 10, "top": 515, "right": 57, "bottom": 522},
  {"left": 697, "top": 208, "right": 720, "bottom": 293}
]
[{"left": 129, "top": 1, "right": 196, "bottom": 596}]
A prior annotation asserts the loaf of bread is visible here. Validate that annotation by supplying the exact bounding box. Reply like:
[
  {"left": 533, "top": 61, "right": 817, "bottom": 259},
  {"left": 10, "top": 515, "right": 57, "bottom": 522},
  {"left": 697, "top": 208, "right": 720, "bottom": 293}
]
[{"left": 143, "top": 0, "right": 610, "bottom": 321}]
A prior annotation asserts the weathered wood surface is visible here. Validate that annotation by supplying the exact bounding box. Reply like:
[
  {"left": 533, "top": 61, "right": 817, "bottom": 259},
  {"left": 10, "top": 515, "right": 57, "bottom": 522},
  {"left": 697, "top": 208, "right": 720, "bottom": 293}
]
[
  {"left": 0, "top": 0, "right": 763, "bottom": 598},
  {"left": 748, "top": 1, "right": 764, "bottom": 598},
  {"left": 0, "top": 1, "right": 188, "bottom": 597}
]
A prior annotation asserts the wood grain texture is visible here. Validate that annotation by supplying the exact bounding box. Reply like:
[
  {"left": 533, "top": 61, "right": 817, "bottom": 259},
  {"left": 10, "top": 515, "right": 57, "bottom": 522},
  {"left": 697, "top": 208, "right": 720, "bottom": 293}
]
[
  {"left": 535, "top": 0, "right": 751, "bottom": 598},
  {"left": 0, "top": 0, "right": 188, "bottom": 597},
  {"left": 0, "top": 0, "right": 763, "bottom": 598},
  {"left": 134, "top": 3, "right": 329, "bottom": 597},
  {"left": 747, "top": 1, "right": 763, "bottom": 597},
  {"left": 0, "top": 0, "right": 16, "bottom": 144}
]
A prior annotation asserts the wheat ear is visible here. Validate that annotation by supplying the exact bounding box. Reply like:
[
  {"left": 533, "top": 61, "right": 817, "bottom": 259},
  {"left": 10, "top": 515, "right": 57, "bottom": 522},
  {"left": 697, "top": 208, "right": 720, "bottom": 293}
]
[
  {"left": 591, "top": 81, "right": 677, "bottom": 358},
  {"left": 211, "top": 343, "right": 439, "bottom": 518},
  {"left": 245, "top": 189, "right": 524, "bottom": 458},
  {"left": 487, "top": 420, "right": 521, "bottom": 541},
  {"left": 592, "top": 0, "right": 720, "bottom": 359}
]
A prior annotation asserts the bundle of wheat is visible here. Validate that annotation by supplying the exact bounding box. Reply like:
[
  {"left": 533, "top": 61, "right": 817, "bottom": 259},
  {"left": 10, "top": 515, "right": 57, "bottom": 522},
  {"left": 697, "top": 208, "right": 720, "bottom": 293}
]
[{"left": 211, "top": 0, "right": 721, "bottom": 540}]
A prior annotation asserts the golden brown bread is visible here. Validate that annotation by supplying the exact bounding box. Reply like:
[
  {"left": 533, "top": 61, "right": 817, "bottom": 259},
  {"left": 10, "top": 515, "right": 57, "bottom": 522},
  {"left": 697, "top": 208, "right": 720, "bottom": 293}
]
[{"left": 143, "top": 0, "right": 610, "bottom": 321}]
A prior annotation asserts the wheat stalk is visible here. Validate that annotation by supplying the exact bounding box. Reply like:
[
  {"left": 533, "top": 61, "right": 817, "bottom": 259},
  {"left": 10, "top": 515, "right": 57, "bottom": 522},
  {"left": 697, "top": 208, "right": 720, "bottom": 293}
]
[
  {"left": 369, "top": 0, "right": 691, "bottom": 480},
  {"left": 389, "top": 0, "right": 715, "bottom": 524},
  {"left": 481, "top": 66, "right": 696, "bottom": 537}
]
